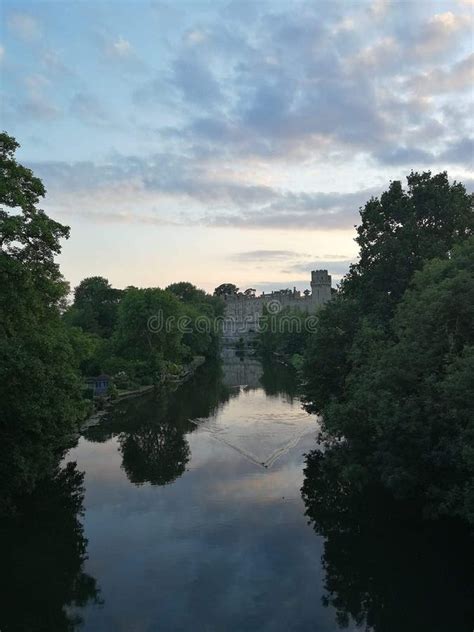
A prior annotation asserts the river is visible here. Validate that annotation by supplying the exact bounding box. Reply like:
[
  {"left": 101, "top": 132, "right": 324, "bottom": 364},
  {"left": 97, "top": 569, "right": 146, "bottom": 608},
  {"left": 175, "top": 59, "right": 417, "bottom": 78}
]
[
  {"left": 64, "top": 353, "right": 348, "bottom": 631},
  {"left": 2, "top": 353, "right": 473, "bottom": 631}
]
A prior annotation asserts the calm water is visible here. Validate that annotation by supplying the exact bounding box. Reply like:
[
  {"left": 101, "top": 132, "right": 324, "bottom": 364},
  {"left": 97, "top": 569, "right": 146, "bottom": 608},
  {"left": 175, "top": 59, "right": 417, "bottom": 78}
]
[
  {"left": 65, "top": 355, "right": 348, "bottom": 632},
  {"left": 2, "top": 354, "right": 473, "bottom": 631}
]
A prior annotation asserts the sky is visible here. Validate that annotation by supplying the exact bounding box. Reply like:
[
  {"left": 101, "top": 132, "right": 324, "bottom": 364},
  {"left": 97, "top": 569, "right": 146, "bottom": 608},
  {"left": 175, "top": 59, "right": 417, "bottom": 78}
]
[{"left": 1, "top": 0, "right": 473, "bottom": 293}]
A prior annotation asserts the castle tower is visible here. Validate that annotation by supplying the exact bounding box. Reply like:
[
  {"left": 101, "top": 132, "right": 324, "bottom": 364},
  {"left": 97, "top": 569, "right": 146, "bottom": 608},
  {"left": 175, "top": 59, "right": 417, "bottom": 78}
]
[{"left": 310, "top": 269, "right": 332, "bottom": 305}]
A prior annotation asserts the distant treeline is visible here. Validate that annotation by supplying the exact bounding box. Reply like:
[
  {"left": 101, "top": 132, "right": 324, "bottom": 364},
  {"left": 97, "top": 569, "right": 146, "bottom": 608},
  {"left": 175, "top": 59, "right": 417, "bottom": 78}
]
[
  {"left": 259, "top": 171, "right": 474, "bottom": 524},
  {"left": 65, "top": 277, "right": 223, "bottom": 390}
]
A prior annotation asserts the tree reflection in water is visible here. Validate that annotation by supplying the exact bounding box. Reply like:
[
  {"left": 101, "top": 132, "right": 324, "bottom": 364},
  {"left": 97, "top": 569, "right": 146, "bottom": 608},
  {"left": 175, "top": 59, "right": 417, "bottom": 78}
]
[
  {"left": 84, "top": 361, "right": 233, "bottom": 486},
  {"left": 120, "top": 421, "right": 191, "bottom": 486},
  {"left": 0, "top": 462, "right": 102, "bottom": 632},
  {"left": 302, "top": 445, "right": 474, "bottom": 632},
  {"left": 259, "top": 360, "right": 300, "bottom": 400}
]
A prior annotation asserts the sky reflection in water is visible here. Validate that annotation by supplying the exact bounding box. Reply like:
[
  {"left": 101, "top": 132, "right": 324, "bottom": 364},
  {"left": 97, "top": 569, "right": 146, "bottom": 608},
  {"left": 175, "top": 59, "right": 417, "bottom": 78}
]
[{"left": 66, "top": 357, "right": 349, "bottom": 632}]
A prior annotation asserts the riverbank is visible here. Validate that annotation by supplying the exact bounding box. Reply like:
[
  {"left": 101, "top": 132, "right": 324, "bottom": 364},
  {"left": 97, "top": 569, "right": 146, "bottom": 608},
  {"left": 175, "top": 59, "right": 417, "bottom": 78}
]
[{"left": 80, "top": 355, "right": 207, "bottom": 432}]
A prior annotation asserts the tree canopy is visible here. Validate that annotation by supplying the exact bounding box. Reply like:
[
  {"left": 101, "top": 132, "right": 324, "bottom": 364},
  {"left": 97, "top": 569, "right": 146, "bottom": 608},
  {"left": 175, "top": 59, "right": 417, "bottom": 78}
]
[
  {"left": 301, "top": 173, "right": 474, "bottom": 523},
  {"left": 214, "top": 283, "right": 238, "bottom": 296},
  {"left": 0, "top": 132, "right": 85, "bottom": 510},
  {"left": 65, "top": 276, "right": 122, "bottom": 338}
]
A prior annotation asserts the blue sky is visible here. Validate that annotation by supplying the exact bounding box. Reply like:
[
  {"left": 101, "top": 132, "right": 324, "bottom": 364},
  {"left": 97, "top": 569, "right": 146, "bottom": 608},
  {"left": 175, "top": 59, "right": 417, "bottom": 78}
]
[{"left": 1, "top": 0, "right": 473, "bottom": 292}]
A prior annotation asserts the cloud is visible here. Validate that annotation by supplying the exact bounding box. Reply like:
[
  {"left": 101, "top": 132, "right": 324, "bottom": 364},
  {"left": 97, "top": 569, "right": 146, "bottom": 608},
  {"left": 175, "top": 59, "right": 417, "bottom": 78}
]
[
  {"left": 7, "top": 12, "right": 41, "bottom": 41},
  {"left": 287, "top": 258, "right": 354, "bottom": 276},
  {"left": 374, "top": 138, "right": 474, "bottom": 167},
  {"left": 406, "top": 53, "right": 474, "bottom": 96},
  {"left": 374, "top": 146, "right": 434, "bottom": 166},
  {"left": 98, "top": 33, "right": 145, "bottom": 71},
  {"left": 230, "top": 251, "right": 355, "bottom": 281},
  {"left": 172, "top": 55, "right": 223, "bottom": 108},
  {"left": 41, "top": 49, "right": 73, "bottom": 76},
  {"left": 204, "top": 187, "right": 380, "bottom": 230},
  {"left": 230, "top": 250, "right": 310, "bottom": 262},
  {"left": 350, "top": 36, "right": 401, "bottom": 71},
  {"left": 184, "top": 28, "right": 209, "bottom": 46},
  {"left": 125, "top": 1, "right": 474, "bottom": 176},
  {"left": 56, "top": 208, "right": 179, "bottom": 226},
  {"left": 70, "top": 93, "right": 111, "bottom": 126},
  {"left": 31, "top": 153, "right": 382, "bottom": 230},
  {"left": 415, "top": 11, "right": 471, "bottom": 59},
  {"left": 9, "top": 0, "right": 473, "bottom": 242},
  {"left": 105, "top": 36, "right": 134, "bottom": 59},
  {"left": 8, "top": 73, "right": 61, "bottom": 121},
  {"left": 0, "top": 45, "right": 4, "bottom": 63},
  {"left": 439, "top": 138, "right": 474, "bottom": 165}
]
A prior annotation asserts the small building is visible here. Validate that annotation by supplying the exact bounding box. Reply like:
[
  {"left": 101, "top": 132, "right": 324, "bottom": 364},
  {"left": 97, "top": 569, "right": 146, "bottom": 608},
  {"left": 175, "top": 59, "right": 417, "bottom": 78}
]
[{"left": 85, "top": 374, "right": 110, "bottom": 396}]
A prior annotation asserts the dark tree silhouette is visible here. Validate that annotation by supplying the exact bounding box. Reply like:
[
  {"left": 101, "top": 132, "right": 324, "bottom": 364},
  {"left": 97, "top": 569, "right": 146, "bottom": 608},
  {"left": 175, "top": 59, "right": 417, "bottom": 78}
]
[
  {"left": 85, "top": 362, "right": 232, "bottom": 486},
  {"left": 302, "top": 446, "right": 474, "bottom": 632},
  {"left": 0, "top": 462, "right": 102, "bottom": 632}
]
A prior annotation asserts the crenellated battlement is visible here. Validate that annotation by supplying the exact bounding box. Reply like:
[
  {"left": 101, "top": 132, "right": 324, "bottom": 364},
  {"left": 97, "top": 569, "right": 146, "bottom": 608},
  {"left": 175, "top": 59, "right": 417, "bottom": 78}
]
[{"left": 221, "top": 270, "right": 332, "bottom": 343}]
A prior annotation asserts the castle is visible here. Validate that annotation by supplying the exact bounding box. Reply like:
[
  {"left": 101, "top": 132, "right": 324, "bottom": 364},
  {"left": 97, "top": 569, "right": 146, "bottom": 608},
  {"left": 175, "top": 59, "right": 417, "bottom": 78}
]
[{"left": 222, "top": 270, "right": 332, "bottom": 343}]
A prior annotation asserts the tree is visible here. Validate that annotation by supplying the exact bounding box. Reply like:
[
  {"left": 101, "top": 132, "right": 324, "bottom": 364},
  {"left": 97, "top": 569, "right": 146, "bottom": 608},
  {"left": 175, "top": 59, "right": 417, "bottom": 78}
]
[
  {"left": 0, "top": 462, "right": 102, "bottom": 629},
  {"left": 303, "top": 295, "right": 361, "bottom": 414},
  {"left": 111, "top": 287, "right": 185, "bottom": 381},
  {"left": 343, "top": 171, "right": 473, "bottom": 320},
  {"left": 166, "top": 281, "right": 206, "bottom": 303},
  {"left": 65, "top": 276, "right": 122, "bottom": 338},
  {"left": 0, "top": 132, "right": 85, "bottom": 508},
  {"left": 303, "top": 171, "right": 473, "bottom": 411},
  {"left": 302, "top": 446, "right": 474, "bottom": 632},
  {"left": 298, "top": 173, "right": 474, "bottom": 522},
  {"left": 319, "top": 239, "right": 474, "bottom": 521},
  {"left": 119, "top": 422, "right": 191, "bottom": 486},
  {"left": 214, "top": 283, "right": 238, "bottom": 296}
]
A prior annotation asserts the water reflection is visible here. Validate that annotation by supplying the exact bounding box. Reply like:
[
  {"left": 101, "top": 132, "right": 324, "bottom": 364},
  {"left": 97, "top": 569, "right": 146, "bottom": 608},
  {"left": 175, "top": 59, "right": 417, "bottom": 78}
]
[
  {"left": 0, "top": 462, "right": 102, "bottom": 631},
  {"left": 221, "top": 348, "right": 299, "bottom": 401},
  {"left": 5, "top": 354, "right": 471, "bottom": 631},
  {"left": 302, "top": 445, "right": 474, "bottom": 632},
  {"left": 259, "top": 360, "right": 300, "bottom": 400},
  {"left": 84, "top": 361, "right": 235, "bottom": 486},
  {"left": 221, "top": 348, "right": 263, "bottom": 388},
  {"left": 64, "top": 355, "right": 334, "bottom": 631}
]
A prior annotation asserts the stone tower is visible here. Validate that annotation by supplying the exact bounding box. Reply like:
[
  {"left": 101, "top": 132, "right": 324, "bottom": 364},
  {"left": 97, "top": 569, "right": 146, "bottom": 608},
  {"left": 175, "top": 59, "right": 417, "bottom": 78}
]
[{"left": 310, "top": 269, "right": 332, "bottom": 305}]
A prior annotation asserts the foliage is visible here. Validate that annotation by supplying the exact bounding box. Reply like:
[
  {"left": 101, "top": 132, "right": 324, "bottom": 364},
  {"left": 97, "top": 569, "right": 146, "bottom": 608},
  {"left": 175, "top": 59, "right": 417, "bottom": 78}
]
[
  {"left": 258, "top": 305, "right": 313, "bottom": 360},
  {"left": 112, "top": 287, "right": 184, "bottom": 380},
  {"left": 0, "top": 462, "right": 102, "bottom": 630},
  {"left": 321, "top": 240, "right": 474, "bottom": 520},
  {"left": 299, "top": 173, "right": 474, "bottom": 523},
  {"left": 0, "top": 132, "right": 85, "bottom": 508},
  {"left": 214, "top": 282, "right": 238, "bottom": 296},
  {"left": 108, "top": 284, "right": 221, "bottom": 382},
  {"left": 64, "top": 276, "right": 122, "bottom": 338},
  {"left": 166, "top": 281, "right": 206, "bottom": 303},
  {"left": 172, "top": 284, "right": 223, "bottom": 359},
  {"left": 302, "top": 446, "right": 474, "bottom": 632},
  {"left": 302, "top": 296, "right": 361, "bottom": 414},
  {"left": 342, "top": 171, "right": 473, "bottom": 320},
  {"left": 84, "top": 361, "right": 232, "bottom": 486}
]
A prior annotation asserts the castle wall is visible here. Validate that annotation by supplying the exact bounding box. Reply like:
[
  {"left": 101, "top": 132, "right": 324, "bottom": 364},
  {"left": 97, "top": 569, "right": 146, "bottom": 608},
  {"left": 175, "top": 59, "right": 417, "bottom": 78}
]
[{"left": 221, "top": 270, "right": 331, "bottom": 344}]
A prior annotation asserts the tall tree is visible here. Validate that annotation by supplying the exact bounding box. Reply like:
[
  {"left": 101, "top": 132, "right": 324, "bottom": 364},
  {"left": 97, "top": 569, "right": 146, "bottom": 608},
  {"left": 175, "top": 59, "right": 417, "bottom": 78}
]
[
  {"left": 343, "top": 171, "right": 473, "bottom": 319},
  {"left": 65, "top": 276, "right": 122, "bottom": 337},
  {"left": 112, "top": 287, "right": 185, "bottom": 381},
  {"left": 0, "top": 132, "right": 84, "bottom": 507}
]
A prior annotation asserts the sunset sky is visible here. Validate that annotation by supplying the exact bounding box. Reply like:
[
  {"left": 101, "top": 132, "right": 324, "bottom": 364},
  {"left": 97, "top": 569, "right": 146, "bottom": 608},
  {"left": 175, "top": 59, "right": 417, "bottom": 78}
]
[{"left": 1, "top": 0, "right": 473, "bottom": 293}]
